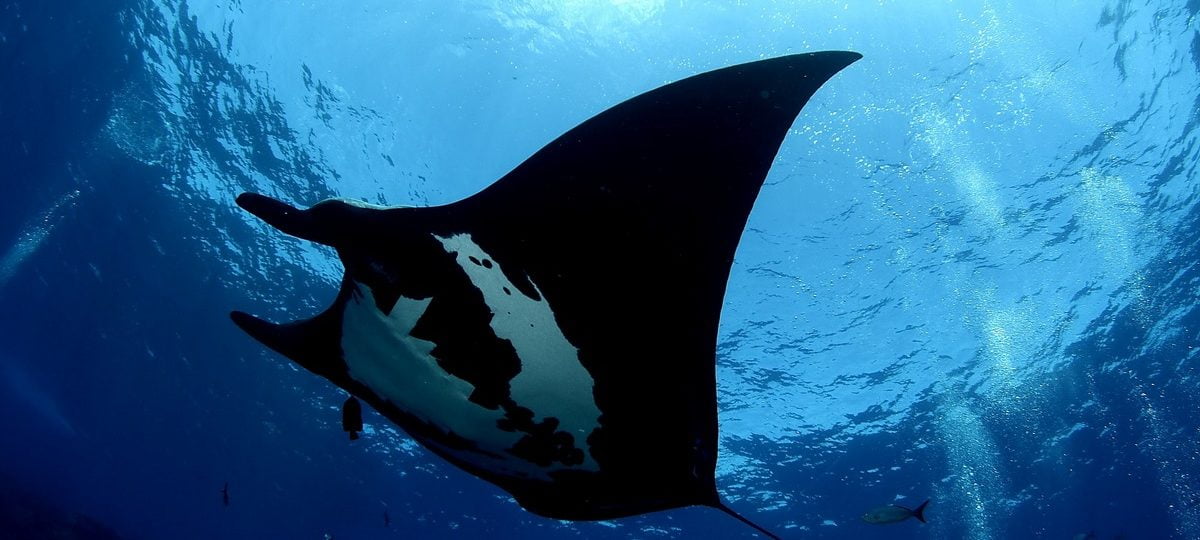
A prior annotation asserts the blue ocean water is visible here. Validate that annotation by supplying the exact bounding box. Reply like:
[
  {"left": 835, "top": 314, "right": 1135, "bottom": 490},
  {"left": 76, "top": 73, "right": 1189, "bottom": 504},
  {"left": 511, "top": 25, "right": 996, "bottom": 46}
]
[{"left": 2, "top": 0, "right": 1198, "bottom": 539}]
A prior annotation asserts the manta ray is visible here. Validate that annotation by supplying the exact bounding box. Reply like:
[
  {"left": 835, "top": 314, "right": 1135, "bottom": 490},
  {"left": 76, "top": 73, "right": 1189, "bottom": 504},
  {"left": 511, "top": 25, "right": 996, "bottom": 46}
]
[{"left": 231, "top": 51, "right": 860, "bottom": 538}]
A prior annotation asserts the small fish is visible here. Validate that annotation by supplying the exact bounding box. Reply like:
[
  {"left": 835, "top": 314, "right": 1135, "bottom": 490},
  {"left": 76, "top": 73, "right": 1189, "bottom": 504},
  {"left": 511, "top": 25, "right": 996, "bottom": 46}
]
[
  {"left": 383, "top": 509, "right": 391, "bottom": 527},
  {"left": 1072, "top": 532, "right": 1096, "bottom": 540},
  {"left": 862, "top": 499, "right": 929, "bottom": 525},
  {"left": 220, "top": 482, "right": 229, "bottom": 507}
]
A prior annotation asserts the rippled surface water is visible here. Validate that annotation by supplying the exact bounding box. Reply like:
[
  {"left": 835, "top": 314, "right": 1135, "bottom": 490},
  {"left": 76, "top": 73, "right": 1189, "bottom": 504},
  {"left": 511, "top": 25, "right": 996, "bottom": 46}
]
[{"left": 2, "top": 1, "right": 1198, "bottom": 539}]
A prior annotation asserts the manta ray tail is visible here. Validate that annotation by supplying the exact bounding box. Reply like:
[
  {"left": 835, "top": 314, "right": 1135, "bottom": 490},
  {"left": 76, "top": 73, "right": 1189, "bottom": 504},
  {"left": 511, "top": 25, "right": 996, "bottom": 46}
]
[{"left": 715, "top": 502, "right": 781, "bottom": 540}]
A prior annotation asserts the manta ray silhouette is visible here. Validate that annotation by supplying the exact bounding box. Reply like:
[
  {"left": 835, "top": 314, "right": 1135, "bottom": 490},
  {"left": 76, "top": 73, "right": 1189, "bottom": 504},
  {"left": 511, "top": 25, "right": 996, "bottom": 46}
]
[{"left": 231, "top": 51, "right": 860, "bottom": 538}]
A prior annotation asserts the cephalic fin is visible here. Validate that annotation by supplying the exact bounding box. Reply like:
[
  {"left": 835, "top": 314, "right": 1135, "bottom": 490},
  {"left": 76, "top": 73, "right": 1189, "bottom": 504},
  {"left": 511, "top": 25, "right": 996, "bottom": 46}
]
[
  {"left": 230, "top": 310, "right": 345, "bottom": 379},
  {"left": 236, "top": 193, "right": 348, "bottom": 246}
]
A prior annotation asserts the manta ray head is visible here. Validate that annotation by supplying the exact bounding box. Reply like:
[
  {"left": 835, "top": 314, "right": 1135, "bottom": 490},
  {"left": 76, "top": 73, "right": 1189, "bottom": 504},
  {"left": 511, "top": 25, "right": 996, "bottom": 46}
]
[{"left": 234, "top": 193, "right": 605, "bottom": 482}]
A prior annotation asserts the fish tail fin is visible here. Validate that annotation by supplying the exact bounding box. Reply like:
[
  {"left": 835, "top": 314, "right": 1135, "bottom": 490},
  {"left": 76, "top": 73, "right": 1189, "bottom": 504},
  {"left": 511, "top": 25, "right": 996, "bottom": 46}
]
[
  {"left": 913, "top": 499, "right": 930, "bottom": 523},
  {"left": 714, "top": 501, "right": 781, "bottom": 540}
]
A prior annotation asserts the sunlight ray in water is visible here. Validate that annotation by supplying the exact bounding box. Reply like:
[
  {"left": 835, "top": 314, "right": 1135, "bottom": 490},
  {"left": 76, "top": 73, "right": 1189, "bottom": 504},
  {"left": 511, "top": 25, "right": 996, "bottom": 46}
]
[
  {"left": 1077, "top": 167, "right": 1152, "bottom": 311},
  {"left": 0, "top": 189, "right": 81, "bottom": 290},
  {"left": 1115, "top": 368, "right": 1200, "bottom": 537},
  {"left": 936, "top": 403, "right": 1003, "bottom": 540}
]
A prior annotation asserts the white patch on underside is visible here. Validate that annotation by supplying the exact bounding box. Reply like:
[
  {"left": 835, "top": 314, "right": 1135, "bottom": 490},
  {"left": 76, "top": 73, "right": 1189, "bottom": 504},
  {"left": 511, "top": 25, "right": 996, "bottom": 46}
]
[
  {"left": 435, "top": 233, "right": 601, "bottom": 470},
  {"left": 340, "top": 267, "right": 601, "bottom": 478},
  {"left": 340, "top": 282, "right": 534, "bottom": 478}
]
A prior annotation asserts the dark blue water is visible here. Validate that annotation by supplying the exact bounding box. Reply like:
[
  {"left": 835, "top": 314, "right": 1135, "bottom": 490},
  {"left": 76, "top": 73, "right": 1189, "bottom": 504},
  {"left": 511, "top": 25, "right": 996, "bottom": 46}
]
[{"left": 2, "top": 1, "right": 1198, "bottom": 539}]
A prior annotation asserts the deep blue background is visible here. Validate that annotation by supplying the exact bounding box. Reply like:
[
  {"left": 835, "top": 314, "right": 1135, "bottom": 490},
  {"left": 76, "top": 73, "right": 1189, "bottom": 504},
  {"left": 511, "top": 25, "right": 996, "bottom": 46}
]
[{"left": 2, "top": 1, "right": 1198, "bottom": 539}]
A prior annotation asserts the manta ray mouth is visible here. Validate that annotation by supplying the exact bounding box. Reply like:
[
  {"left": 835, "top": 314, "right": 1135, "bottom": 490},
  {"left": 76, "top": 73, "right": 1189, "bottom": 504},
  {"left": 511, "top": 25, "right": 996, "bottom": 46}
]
[{"left": 231, "top": 51, "right": 861, "bottom": 537}]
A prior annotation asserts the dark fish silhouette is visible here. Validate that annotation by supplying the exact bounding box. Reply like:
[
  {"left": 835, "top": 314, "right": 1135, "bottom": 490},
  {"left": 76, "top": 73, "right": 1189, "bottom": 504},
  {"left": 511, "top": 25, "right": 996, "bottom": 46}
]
[
  {"left": 220, "top": 482, "right": 229, "bottom": 507},
  {"left": 862, "top": 499, "right": 929, "bottom": 525},
  {"left": 231, "top": 51, "right": 860, "bottom": 539},
  {"left": 343, "top": 395, "right": 364, "bottom": 440}
]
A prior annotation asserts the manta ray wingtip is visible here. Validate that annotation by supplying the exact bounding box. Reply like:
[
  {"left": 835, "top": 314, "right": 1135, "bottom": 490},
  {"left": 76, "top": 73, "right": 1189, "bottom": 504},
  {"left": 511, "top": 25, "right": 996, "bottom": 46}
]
[
  {"left": 790, "top": 50, "right": 862, "bottom": 77},
  {"left": 798, "top": 50, "right": 862, "bottom": 77}
]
